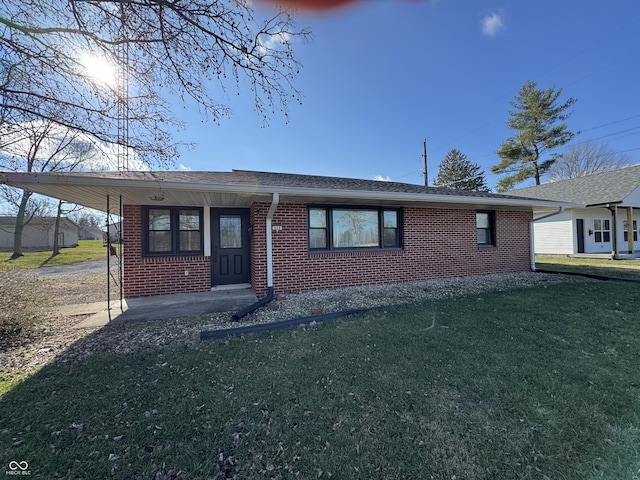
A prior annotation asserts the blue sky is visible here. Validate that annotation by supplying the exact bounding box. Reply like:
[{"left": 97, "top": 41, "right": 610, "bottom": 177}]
[{"left": 174, "top": 0, "right": 640, "bottom": 191}]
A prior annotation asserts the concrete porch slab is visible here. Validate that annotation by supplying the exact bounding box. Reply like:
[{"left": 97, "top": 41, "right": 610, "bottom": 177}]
[{"left": 71, "top": 288, "right": 258, "bottom": 328}]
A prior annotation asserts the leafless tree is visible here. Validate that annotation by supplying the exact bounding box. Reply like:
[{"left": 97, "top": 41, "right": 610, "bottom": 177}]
[
  {"left": 51, "top": 199, "right": 83, "bottom": 256},
  {"left": 0, "top": 118, "right": 103, "bottom": 258},
  {"left": 1, "top": 0, "right": 310, "bottom": 167},
  {"left": 547, "top": 141, "right": 634, "bottom": 181}
]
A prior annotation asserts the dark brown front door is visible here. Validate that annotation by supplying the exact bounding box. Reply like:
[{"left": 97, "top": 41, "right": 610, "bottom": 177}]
[{"left": 211, "top": 208, "right": 250, "bottom": 286}]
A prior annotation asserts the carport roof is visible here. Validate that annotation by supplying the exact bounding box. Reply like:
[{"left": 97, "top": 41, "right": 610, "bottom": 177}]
[{"left": 1, "top": 169, "right": 574, "bottom": 212}]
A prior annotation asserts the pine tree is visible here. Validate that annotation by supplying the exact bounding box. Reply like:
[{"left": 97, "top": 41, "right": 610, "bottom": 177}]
[
  {"left": 433, "top": 149, "right": 490, "bottom": 191},
  {"left": 491, "top": 80, "right": 577, "bottom": 191}
]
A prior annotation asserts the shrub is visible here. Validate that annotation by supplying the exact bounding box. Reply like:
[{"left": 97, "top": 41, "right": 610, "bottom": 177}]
[{"left": 0, "top": 270, "right": 51, "bottom": 335}]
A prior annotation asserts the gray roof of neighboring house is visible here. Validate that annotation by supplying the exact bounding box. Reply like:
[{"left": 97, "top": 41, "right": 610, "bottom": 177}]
[
  {"left": 0, "top": 216, "right": 79, "bottom": 228},
  {"left": 510, "top": 165, "right": 640, "bottom": 206}
]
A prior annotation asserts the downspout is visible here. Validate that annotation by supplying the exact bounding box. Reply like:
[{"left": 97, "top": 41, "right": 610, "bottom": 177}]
[
  {"left": 231, "top": 192, "right": 279, "bottom": 321},
  {"left": 530, "top": 207, "right": 564, "bottom": 271},
  {"left": 266, "top": 192, "right": 279, "bottom": 291}
]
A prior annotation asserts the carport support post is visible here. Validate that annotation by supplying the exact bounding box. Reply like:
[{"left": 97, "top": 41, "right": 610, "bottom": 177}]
[
  {"left": 628, "top": 207, "right": 634, "bottom": 254},
  {"left": 612, "top": 205, "right": 619, "bottom": 257},
  {"left": 106, "top": 195, "right": 124, "bottom": 321}
]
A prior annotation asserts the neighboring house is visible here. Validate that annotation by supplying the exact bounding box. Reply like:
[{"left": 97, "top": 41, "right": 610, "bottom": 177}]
[
  {"left": 0, "top": 216, "right": 79, "bottom": 250},
  {"left": 510, "top": 165, "right": 640, "bottom": 258},
  {"left": 79, "top": 225, "right": 105, "bottom": 241},
  {"left": 107, "top": 221, "right": 123, "bottom": 243},
  {"left": 0, "top": 170, "right": 567, "bottom": 298}
]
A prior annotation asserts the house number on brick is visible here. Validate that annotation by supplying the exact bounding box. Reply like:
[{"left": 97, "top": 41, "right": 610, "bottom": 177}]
[{"left": 272, "top": 225, "right": 283, "bottom": 231}]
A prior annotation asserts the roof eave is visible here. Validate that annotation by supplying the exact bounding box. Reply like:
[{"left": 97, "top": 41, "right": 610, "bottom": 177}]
[{"left": 1, "top": 171, "right": 574, "bottom": 210}]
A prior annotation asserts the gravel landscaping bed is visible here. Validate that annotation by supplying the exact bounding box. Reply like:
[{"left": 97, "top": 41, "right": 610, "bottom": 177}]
[
  {"left": 1, "top": 262, "right": 589, "bottom": 375},
  {"left": 56, "top": 271, "right": 589, "bottom": 364}
]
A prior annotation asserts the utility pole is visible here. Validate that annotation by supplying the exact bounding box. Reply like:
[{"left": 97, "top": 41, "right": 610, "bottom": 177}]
[{"left": 423, "top": 139, "right": 428, "bottom": 186}]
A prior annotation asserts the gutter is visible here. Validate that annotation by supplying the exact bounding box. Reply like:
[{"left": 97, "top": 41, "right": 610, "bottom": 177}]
[
  {"left": 231, "top": 192, "right": 279, "bottom": 321},
  {"left": 530, "top": 207, "right": 565, "bottom": 271}
]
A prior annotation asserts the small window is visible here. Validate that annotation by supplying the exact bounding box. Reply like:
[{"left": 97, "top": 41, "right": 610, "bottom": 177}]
[
  {"left": 148, "top": 208, "right": 172, "bottom": 253},
  {"left": 143, "top": 206, "right": 203, "bottom": 256},
  {"left": 477, "top": 211, "right": 495, "bottom": 246},
  {"left": 383, "top": 210, "right": 399, "bottom": 248},
  {"left": 309, "top": 208, "right": 328, "bottom": 249},
  {"left": 309, "top": 207, "right": 401, "bottom": 251},
  {"left": 593, "top": 218, "right": 611, "bottom": 243},
  {"left": 179, "top": 209, "right": 203, "bottom": 252}
]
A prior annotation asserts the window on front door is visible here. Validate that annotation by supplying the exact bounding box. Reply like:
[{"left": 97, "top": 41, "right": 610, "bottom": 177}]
[{"left": 593, "top": 218, "right": 611, "bottom": 243}]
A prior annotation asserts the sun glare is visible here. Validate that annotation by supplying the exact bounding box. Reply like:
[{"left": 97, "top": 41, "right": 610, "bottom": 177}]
[{"left": 81, "top": 53, "right": 117, "bottom": 87}]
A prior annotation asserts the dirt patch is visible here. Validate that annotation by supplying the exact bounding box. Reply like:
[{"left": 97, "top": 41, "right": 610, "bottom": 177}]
[{"left": 1, "top": 261, "right": 109, "bottom": 377}]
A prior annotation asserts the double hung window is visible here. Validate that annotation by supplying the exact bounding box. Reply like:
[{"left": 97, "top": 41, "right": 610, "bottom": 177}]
[
  {"left": 308, "top": 207, "right": 401, "bottom": 251},
  {"left": 144, "top": 206, "right": 203, "bottom": 255},
  {"left": 593, "top": 219, "right": 611, "bottom": 243},
  {"left": 476, "top": 211, "right": 496, "bottom": 246}
]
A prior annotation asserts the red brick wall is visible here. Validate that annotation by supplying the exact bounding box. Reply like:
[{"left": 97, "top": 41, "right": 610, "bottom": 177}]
[
  {"left": 122, "top": 204, "right": 210, "bottom": 298},
  {"left": 123, "top": 202, "right": 532, "bottom": 298},
  {"left": 250, "top": 203, "right": 532, "bottom": 296}
]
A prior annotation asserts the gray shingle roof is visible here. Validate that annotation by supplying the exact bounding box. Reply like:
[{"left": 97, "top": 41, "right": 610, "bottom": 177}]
[
  {"left": 70, "top": 169, "right": 530, "bottom": 201},
  {"left": 510, "top": 165, "right": 640, "bottom": 206}
]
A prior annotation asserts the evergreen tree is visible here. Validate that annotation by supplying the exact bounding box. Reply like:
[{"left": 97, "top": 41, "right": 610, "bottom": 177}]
[
  {"left": 491, "top": 80, "right": 577, "bottom": 191},
  {"left": 433, "top": 149, "right": 490, "bottom": 191}
]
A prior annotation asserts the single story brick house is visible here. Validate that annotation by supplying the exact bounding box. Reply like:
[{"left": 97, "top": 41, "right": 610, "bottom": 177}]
[
  {"left": 1, "top": 170, "right": 567, "bottom": 298},
  {"left": 510, "top": 165, "right": 640, "bottom": 258},
  {"left": 0, "top": 215, "right": 79, "bottom": 250}
]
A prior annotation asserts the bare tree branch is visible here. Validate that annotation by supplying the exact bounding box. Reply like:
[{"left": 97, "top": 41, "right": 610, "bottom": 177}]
[
  {"left": 1, "top": 0, "right": 310, "bottom": 167},
  {"left": 547, "top": 141, "right": 634, "bottom": 181}
]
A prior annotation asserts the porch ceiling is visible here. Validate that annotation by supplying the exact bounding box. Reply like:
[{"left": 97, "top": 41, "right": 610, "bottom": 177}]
[{"left": 11, "top": 182, "right": 269, "bottom": 211}]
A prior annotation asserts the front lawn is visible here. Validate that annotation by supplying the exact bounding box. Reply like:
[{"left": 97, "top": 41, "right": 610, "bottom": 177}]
[
  {"left": 1, "top": 280, "right": 639, "bottom": 479},
  {"left": 536, "top": 255, "right": 640, "bottom": 281},
  {"left": 0, "top": 240, "right": 108, "bottom": 271}
]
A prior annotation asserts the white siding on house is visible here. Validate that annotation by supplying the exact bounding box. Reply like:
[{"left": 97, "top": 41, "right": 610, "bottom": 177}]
[
  {"left": 621, "top": 186, "right": 640, "bottom": 207},
  {"left": 532, "top": 210, "right": 574, "bottom": 254},
  {"left": 533, "top": 207, "right": 640, "bottom": 255},
  {"left": 0, "top": 218, "right": 79, "bottom": 250},
  {"left": 574, "top": 208, "right": 614, "bottom": 254}
]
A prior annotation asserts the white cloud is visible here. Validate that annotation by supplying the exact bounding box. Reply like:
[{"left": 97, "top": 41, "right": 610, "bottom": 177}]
[
  {"left": 178, "top": 163, "right": 192, "bottom": 171},
  {"left": 373, "top": 175, "right": 392, "bottom": 182},
  {"left": 481, "top": 12, "right": 504, "bottom": 37}
]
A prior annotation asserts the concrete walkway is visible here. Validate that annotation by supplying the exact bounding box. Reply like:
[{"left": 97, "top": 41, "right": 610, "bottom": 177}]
[{"left": 64, "top": 288, "right": 259, "bottom": 328}]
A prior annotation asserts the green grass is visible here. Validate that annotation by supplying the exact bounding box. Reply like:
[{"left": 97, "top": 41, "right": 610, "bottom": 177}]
[
  {"left": 2, "top": 280, "right": 640, "bottom": 478},
  {"left": 536, "top": 255, "right": 640, "bottom": 280},
  {"left": 0, "top": 240, "right": 107, "bottom": 271}
]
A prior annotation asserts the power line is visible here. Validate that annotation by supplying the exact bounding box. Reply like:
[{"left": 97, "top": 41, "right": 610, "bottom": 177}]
[{"left": 579, "top": 114, "right": 640, "bottom": 134}]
